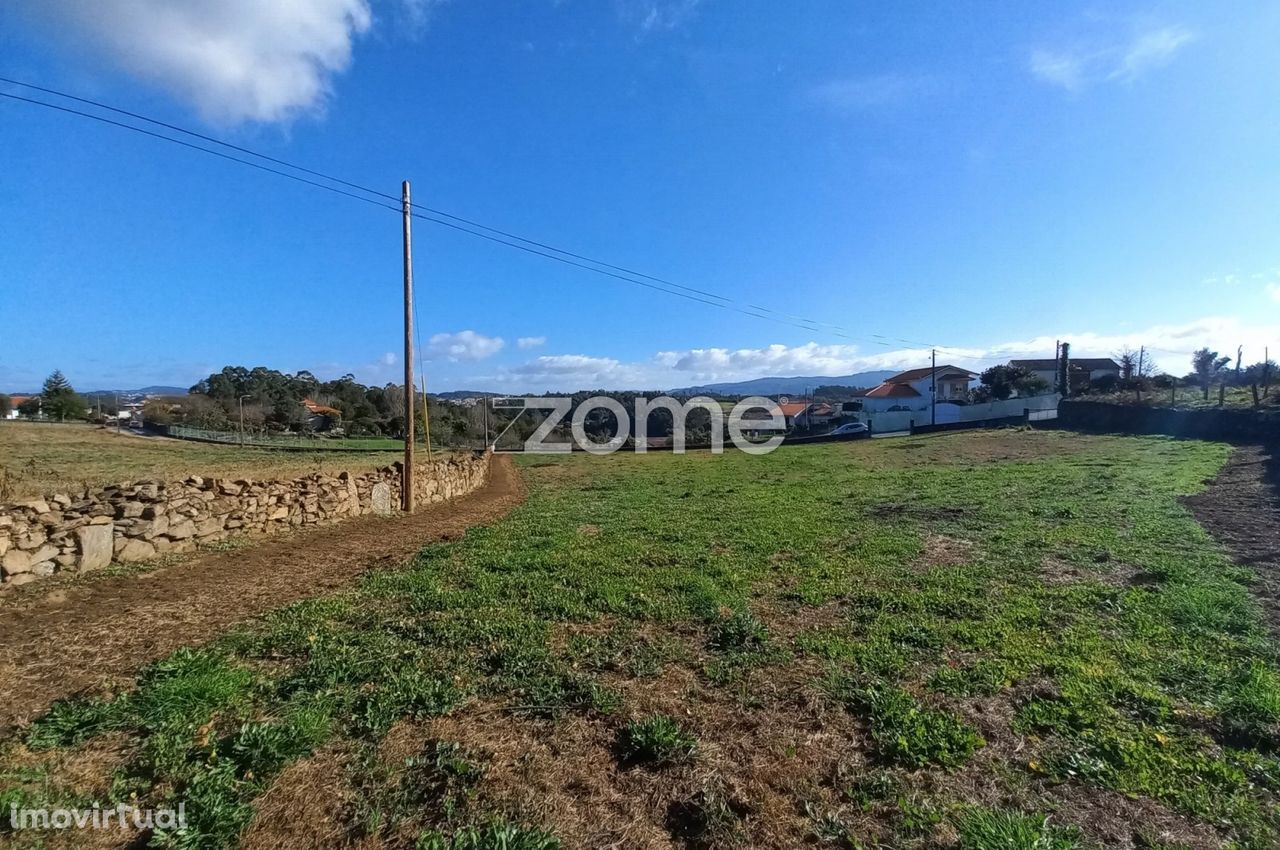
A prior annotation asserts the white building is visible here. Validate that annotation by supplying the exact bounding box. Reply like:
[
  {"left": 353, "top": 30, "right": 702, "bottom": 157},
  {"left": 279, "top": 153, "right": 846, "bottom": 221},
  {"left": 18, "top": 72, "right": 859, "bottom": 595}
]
[{"left": 859, "top": 366, "right": 978, "bottom": 414}]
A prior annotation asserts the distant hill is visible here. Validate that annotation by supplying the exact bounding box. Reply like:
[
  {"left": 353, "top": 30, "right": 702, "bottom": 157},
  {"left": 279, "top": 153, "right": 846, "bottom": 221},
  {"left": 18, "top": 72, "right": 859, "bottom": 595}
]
[
  {"left": 433, "top": 390, "right": 501, "bottom": 400},
  {"left": 82, "top": 384, "right": 190, "bottom": 399},
  {"left": 84, "top": 386, "right": 189, "bottom": 397},
  {"left": 668, "top": 371, "right": 895, "bottom": 397}
]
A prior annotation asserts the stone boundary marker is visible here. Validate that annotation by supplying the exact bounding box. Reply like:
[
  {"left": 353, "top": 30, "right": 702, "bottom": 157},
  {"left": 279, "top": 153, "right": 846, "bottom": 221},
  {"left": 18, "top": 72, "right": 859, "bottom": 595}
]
[{"left": 0, "top": 452, "right": 490, "bottom": 587}]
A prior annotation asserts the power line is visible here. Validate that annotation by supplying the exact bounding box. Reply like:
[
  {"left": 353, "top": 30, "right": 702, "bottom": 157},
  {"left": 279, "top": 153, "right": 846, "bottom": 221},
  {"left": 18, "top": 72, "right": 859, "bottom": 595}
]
[
  {"left": 0, "top": 79, "right": 947, "bottom": 351},
  {"left": 0, "top": 75, "right": 846, "bottom": 323}
]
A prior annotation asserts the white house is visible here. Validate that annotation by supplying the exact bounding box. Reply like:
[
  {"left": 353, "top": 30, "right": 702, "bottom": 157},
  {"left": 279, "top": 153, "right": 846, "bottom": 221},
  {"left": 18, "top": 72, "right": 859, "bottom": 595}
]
[{"left": 859, "top": 366, "right": 978, "bottom": 414}]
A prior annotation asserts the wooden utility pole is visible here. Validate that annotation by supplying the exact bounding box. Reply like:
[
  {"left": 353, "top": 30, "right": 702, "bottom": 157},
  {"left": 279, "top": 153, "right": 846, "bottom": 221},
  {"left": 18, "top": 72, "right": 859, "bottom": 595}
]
[{"left": 402, "top": 180, "right": 415, "bottom": 513}]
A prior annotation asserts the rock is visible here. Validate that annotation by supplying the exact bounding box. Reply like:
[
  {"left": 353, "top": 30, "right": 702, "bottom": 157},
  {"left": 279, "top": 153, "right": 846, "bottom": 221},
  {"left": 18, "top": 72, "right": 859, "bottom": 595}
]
[
  {"left": 7, "top": 573, "right": 37, "bottom": 586},
  {"left": 75, "top": 524, "right": 113, "bottom": 571},
  {"left": 116, "top": 539, "right": 156, "bottom": 562},
  {"left": 89, "top": 515, "right": 112, "bottom": 525},
  {"left": 166, "top": 520, "right": 196, "bottom": 540},
  {"left": 54, "top": 553, "right": 78, "bottom": 567},
  {"left": 17, "top": 530, "right": 47, "bottom": 549},
  {"left": 0, "top": 537, "right": 8, "bottom": 557},
  {"left": 29, "top": 544, "right": 59, "bottom": 565},
  {"left": 268, "top": 506, "right": 289, "bottom": 521},
  {"left": 51, "top": 494, "right": 72, "bottom": 508},
  {"left": 116, "top": 502, "right": 145, "bottom": 519},
  {"left": 31, "top": 561, "right": 55, "bottom": 577},
  {"left": 14, "top": 499, "right": 50, "bottom": 514},
  {"left": 370, "top": 482, "right": 394, "bottom": 516},
  {"left": 196, "top": 517, "right": 224, "bottom": 537},
  {"left": 2, "top": 549, "right": 33, "bottom": 576}
]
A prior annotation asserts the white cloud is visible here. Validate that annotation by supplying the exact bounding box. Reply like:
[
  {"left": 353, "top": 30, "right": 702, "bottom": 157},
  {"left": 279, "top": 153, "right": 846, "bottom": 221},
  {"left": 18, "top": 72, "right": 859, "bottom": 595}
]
[
  {"left": 517, "top": 336, "right": 547, "bottom": 350},
  {"left": 615, "top": 0, "right": 703, "bottom": 33},
  {"left": 1110, "top": 26, "right": 1196, "bottom": 82},
  {"left": 1267, "top": 283, "right": 1280, "bottom": 304},
  {"left": 1029, "top": 24, "right": 1195, "bottom": 92},
  {"left": 1029, "top": 50, "right": 1086, "bottom": 92},
  {"left": 807, "top": 73, "right": 935, "bottom": 111},
  {"left": 380, "top": 352, "right": 397, "bottom": 366},
  {"left": 477, "top": 316, "right": 1280, "bottom": 391},
  {"left": 426, "top": 330, "right": 505, "bottom": 362},
  {"left": 12, "top": 0, "right": 377, "bottom": 124}
]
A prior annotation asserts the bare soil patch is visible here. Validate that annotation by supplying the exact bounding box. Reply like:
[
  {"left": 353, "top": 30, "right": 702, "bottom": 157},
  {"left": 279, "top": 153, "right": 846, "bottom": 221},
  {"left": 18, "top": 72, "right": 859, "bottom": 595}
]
[
  {"left": 1183, "top": 444, "right": 1280, "bottom": 636},
  {"left": 0, "top": 455, "right": 524, "bottom": 732}
]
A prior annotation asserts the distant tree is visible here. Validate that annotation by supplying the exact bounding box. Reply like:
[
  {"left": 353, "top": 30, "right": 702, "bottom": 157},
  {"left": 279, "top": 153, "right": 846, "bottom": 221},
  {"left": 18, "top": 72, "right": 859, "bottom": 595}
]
[
  {"left": 17, "top": 397, "right": 41, "bottom": 417},
  {"left": 1115, "top": 347, "right": 1138, "bottom": 381},
  {"left": 0, "top": 394, "right": 10, "bottom": 418},
  {"left": 812, "top": 384, "right": 872, "bottom": 402},
  {"left": 1190, "top": 348, "right": 1231, "bottom": 400},
  {"left": 1056, "top": 343, "right": 1071, "bottom": 395},
  {"left": 978, "top": 365, "right": 1050, "bottom": 401},
  {"left": 41, "top": 370, "right": 84, "bottom": 422}
]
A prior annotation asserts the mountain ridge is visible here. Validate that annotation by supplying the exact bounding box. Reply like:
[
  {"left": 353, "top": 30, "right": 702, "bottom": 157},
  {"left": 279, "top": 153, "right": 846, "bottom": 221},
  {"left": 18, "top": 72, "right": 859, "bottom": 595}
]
[{"left": 667, "top": 371, "right": 895, "bottom": 397}]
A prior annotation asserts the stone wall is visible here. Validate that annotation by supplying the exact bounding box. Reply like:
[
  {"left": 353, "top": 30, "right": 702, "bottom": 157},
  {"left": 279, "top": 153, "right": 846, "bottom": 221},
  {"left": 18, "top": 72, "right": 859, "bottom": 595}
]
[
  {"left": 0, "top": 452, "right": 489, "bottom": 586},
  {"left": 1056, "top": 400, "right": 1280, "bottom": 443}
]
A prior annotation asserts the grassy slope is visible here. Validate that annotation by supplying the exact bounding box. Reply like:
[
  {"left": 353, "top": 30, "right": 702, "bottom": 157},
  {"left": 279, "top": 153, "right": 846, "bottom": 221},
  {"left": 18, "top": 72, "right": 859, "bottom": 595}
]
[
  {"left": 0, "top": 422, "right": 403, "bottom": 499},
  {"left": 3, "top": 430, "right": 1278, "bottom": 849}
]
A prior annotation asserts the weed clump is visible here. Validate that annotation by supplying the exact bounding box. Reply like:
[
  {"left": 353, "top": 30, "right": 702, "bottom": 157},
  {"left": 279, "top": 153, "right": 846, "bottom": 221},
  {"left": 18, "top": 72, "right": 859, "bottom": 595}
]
[
  {"left": 618, "top": 714, "right": 698, "bottom": 767},
  {"left": 954, "top": 806, "right": 1080, "bottom": 850},
  {"left": 845, "top": 680, "right": 983, "bottom": 768},
  {"left": 415, "top": 819, "right": 562, "bottom": 850}
]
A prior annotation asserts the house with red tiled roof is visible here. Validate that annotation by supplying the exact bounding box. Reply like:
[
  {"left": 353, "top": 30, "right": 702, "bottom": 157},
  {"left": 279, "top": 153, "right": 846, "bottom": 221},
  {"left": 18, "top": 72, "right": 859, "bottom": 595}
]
[
  {"left": 4, "top": 395, "right": 35, "bottom": 419},
  {"left": 301, "top": 398, "right": 342, "bottom": 431},
  {"left": 776, "top": 401, "right": 836, "bottom": 430},
  {"left": 861, "top": 366, "right": 978, "bottom": 413}
]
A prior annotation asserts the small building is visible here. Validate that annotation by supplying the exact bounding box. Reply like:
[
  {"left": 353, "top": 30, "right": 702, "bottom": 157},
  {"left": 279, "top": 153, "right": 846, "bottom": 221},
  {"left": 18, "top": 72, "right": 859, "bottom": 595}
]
[
  {"left": 5, "top": 395, "right": 35, "bottom": 419},
  {"left": 777, "top": 401, "right": 836, "bottom": 430},
  {"left": 301, "top": 398, "right": 342, "bottom": 432},
  {"left": 860, "top": 366, "right": 978, "bottom": 413},
  {"left": 1008, "top": 358, "right": 1120, "bottom": 390}
]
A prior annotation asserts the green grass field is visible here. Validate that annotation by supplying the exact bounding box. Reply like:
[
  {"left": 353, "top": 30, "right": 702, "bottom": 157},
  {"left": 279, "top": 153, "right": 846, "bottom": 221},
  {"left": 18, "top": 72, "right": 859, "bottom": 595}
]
[{"left": 3, "top": 430, "right": 1278, "bottom": 849}]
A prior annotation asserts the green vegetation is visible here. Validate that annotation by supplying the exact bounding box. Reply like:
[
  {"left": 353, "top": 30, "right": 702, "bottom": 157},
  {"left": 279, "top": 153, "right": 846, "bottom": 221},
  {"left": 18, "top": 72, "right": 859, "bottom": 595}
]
[
  {"left": 617, "top": 715, "right": 698, "bottom": 767},
  {"left": 955, "top": 807, "right": 1080, "bottom": 850},
  {"left": 5, "top": 431, "right": 1279, "bottom": 848}
]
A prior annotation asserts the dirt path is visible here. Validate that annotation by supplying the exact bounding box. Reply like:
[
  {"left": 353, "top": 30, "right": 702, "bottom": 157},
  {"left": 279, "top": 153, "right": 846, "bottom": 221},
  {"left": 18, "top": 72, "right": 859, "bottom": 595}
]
[
  {"left": 0, "top": 455, "right": 524, "bottom": 732},
  {"left": 1184, "top": 443, "right": 1280, "bottom": 636}
]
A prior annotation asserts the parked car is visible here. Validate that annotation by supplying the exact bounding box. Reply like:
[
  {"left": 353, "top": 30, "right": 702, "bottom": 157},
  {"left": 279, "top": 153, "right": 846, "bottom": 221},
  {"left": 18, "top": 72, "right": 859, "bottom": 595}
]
[{"left": 828, "top": 421, "right": 869, "bottom": 439}]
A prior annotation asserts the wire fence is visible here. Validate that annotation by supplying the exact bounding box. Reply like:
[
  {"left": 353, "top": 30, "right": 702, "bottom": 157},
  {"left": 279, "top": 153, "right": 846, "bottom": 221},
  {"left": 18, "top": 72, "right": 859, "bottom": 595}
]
[{"left": 163, "top": 424, "right": 407, "bottom": 452}]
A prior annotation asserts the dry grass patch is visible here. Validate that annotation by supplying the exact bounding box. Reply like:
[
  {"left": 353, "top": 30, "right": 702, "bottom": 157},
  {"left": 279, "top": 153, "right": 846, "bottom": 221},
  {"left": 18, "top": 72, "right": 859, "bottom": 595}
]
[{"left": 0, "top": 422, "right": 401, "bottom": 499}]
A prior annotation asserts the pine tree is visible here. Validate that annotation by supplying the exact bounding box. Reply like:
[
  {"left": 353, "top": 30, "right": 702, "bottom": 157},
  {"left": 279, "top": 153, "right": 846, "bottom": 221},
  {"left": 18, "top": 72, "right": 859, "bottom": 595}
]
[{"left": 40, "top": 370, "right": 83, "bottom": 422}]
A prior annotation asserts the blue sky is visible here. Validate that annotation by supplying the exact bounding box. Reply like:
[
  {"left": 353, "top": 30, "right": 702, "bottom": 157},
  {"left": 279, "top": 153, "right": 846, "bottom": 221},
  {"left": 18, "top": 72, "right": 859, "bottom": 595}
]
[{"left": 2, "top": 0, "right": 1278, "bottom": 392}]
